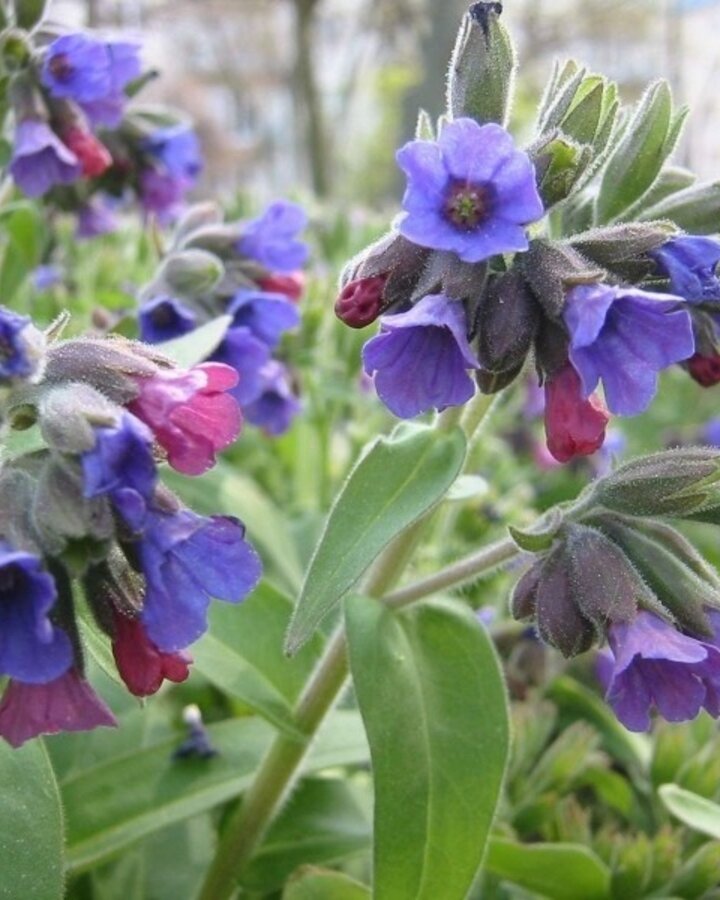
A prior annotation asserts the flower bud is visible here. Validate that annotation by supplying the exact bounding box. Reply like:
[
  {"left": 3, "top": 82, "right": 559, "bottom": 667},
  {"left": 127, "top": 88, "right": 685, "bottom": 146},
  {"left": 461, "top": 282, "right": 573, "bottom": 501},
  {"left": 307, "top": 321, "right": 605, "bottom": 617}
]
[
  {"left": 172, "top": 202, "right": 224, "bottom": 245},
  {"left": 687, "top": 351, "right": 720, "bottom": 387},
  {"left": 335, "top": 275, "right": 387, "bottom": 328},
  {"left": 534, "top": 544, "right": 596, "bottom": 657},
  {"left": 521, "top": 240, "right": 603, "bottom": 319},
  {"left": 157, "top": 249, "right": 224, "bottom": 298},
  {"left": 570, "top": 221, "right": 675, "bottom": 282},
  {"left": 340, "top": 231, "right": 429, "bottom": 309},
  {"left": 532, "top": 135, "right": 593, "bottom": 208},
  {"left": 475, "top": 362, "right": 523, "bottom": 395},
  {"left": 544, "top": 363, "right": 609, "bottom": 463},
  {"left": 475, "top": 269, "right": 539, "bottom": 373},
  {"left": 510, "top": 560, "right": 542, "bottom": 620},
  {"left": 36, "top": 382, "right": 118, "bottom": 453},
  {"left": 0, "top": 29, "right": 32, "bottom": 72},
  {"left": 60, "top": 125, "right": 112, "bottom": 177},
  {"left": 258, "top": 271, "right": 305, "bottom": 302},
  {"left": 447, "top": 2, "right": 516, "bottom": 127}
]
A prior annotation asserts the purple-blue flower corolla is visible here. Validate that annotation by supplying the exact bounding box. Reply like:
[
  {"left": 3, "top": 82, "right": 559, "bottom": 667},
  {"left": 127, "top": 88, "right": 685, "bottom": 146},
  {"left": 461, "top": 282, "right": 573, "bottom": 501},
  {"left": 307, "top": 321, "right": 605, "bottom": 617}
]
[
  {"left": 41, "top": 33, "right": 141, "bottom": 126},
  {"left": 211, "top": 327, "right": 271, "bottom": 405},
  {"left": 10, "top": 119, "right": 81, "bottom": 197},
  {"left": 134, "top": 509, "right": 262, "bottom": 651},
  {"left": 0, "top": 543, "right": 72, "bottom": 684},
  {"left": 76, "top": 197, "right": 118, "bottom": 239},
  {"left": 0, "top": 308, "right": 42, "bottom": 379},
  {"left": 651, "top": 236, "right": 720, "bottom": 303},
  {"left": 139, "top": 167, "right": 189, "bottom": 223},
  {"left": 564, "top": 284, "right": 695, "bottom": 416},
  {"left": 228, "top": 290, "right": 300, "bottom": 348},
  {"left": 142, "top": 125, "right": 202, "bottom": 183},
  {"left": 244, "top": 361, "right": 301, "bottom": 435},
  {"left": 238, "top": 200, "right": 308, "bottom": 273},
  {"left": 395, "top": 117, "right": 544, "bottom": 263},
  {"left": 139, "top": 296, "right": 197, "bottom": 344},
  {"left": 603, "top": 611, "right": 720, "bottom": 731},
  {"left": 362, "top": 293, "right": 479, "bottom": 418}
]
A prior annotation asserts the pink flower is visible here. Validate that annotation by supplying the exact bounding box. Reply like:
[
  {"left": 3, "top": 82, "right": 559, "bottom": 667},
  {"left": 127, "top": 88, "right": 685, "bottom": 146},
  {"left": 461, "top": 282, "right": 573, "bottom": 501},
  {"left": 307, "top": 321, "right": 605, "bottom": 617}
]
[
  {"left": 61, "top": 125, "right": 112, "bottom": 177},
  {"left": 544, "top": 363, "right": 609, "bottom": 463},
  {"left": 258, "top": 271, "right": 305, "bottom": 303},
  {"left": 0, "top": 669, "right": 116, "bottom": 747},
  {"left": 129, "top": 362, "right": 242, "bottom": 475},
  {"left": 112, "top": 611, "right": 191, "bottom": 697}
]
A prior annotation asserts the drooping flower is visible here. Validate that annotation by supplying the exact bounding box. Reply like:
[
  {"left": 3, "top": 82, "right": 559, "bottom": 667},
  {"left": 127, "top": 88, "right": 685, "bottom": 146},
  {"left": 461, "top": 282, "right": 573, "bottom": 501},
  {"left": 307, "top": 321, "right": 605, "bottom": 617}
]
[
  {"left": 238, "top": 200, "right": 308, "bottom": 273},
  {"left": 134, "top": 509, "right": 262, "bottom": 650},
  {"left": 210, "top": 327, "right": 271, "bottom": 405},
  {"left": 0, "top": 543, "right": 72, "bottom": 684},
  {"left": 129, "top": 363, "right": 241, "bottom": 476},
  {"left": 142, "top": 125, "right": 202, "bottom": 183},
  {"left": 0, "top": 307, "right": 46, "bottom": 380},
  {"left": 228, "top": 290, "right": 300, "bottom": 348},
  {"left": 76, "top": 196, "right": 119, "bottom": 239},
  {"left": 139, "top": 167, "right": 189, "bottom": 222},
  {"left": 335, "top": 275, "right": 388, "bottom": 328},
  {"left": 111, "top": 610, "right": 191, "bottom": 697},
  {"left": 41, "top": 33, "right": 141, "bottom": 127},
  {"left": 258, "top": 271, "right": 305, "bottom": 302},
  {"left": 138, "top": 295, "right": 197, "bottom": 344},
  {"left": 564, "top": 284, "right": 695, "bottom": 416},
  {"left": 651, "top": 236, "right": 720, "bottom": 303},
  {"left": 10, "top": 119, "right": 81, "bottom": 196},
  {"left": 362, "top": 293, "right": 479, "bottom": 418},
  {"left": 60, "top": 125, "right": 112, "bottom": 177},
  {"left": 244, "top": 361, "right": 301, "bottom": 435},
  {"left": 604, "top": 611, "right": 720, "bottom": 731},
  {"left": 0, "top": 669, "right": 116, "bottom": 747},
  {"left": 544, "top": 363, "right": 609, "bottom": 463},
  {"left": 395, "top": 117, "right": 544, "bottom": 263},
  {"left": 687, "top": 351, "right": 720, "bottom": 387}
]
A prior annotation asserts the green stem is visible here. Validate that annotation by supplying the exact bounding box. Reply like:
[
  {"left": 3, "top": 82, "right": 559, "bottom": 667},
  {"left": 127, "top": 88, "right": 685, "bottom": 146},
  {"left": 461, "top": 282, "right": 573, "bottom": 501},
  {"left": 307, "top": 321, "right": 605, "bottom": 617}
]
[{"left": 199, "top": 394, "right": 503, "bottom": 900}]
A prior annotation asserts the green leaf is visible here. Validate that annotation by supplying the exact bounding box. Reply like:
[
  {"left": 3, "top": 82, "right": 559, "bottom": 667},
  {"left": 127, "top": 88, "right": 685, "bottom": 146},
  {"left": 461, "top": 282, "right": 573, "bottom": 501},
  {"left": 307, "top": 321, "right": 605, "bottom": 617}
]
[
  {"left": 659, "top": 783, "right": 720, "bottom": 839},
  {"left": 284, "top": 867, "right": 371, "bottom": 900},
  {"left": 62, "top": 710, "right": 369, "bottom": 873},
  {"left": 156, "top": 314, "right": 231, "bottom": 368},
  {"left": 639, "top": 181, "right": 720, "bottom": 234},
  {"left": 596, "top": 80, "right": 678, "bottom": 223},
  {"left": 192, "top": 583, "right": 323, "bottom": 738},
  {"left": 483, "top": 839, "right": 611, "bottom": 900},
  {"left": 241, "top": 779, "right": 371, "bottom": 891},
  {"left": 508, "top": 508, "right": 563, "bottom": 552},
  {"left": 0, "top": 202, "right": 47, "bottom": 301},
  {"left": 0, "top": 739, "right": 64, "bottom": 900},
  {"left": 285, "top": 425, "right": 466, "bottom": 654},
  {"left": 13, "top": 0, "right": 49, "bottom": 29},
  {"left": 345, "top": 596, "right": 509, "bottom": 900}
]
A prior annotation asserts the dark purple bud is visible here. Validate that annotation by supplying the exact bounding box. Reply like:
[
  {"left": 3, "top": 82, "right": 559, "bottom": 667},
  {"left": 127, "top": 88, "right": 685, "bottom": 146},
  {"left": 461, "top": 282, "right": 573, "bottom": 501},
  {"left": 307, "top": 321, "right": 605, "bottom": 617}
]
[
  {"left": 475, "top": 269, "right": 539, "bottom": 373},
  {"left": 687, "top": 352, "right": 720, "bottom": 387},
  {"left": 475, "top": 362, "right": 523, "bottom": 395},
  {"left": 570, "top": 222, "right": 675, "bottom": 282},
  {"left": 521, "top": 239, "right": 603, "bottom": 319},
  {"left": 535, "top": 545, "right": 596, "bottom": 657},
  {"left": 335, "top": 275, "right": 388, "bottom": 328},
  {"left": 510, "top": 561, "right": 542, "bottom": 620},
  {"left": 340, "top": 231, "right": 430, "bottom": 310}
]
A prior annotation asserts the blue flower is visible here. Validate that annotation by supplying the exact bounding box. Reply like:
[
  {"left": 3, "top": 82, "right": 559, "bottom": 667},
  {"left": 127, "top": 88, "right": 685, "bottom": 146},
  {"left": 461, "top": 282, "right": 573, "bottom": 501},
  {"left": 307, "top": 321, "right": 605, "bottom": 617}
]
[
  {"left": 228, "top": 290, "right": 300, "bottom": 348},
  {"left": 395, "top": 117, "right": 544, "bottom": 263},
  {"left": 362, "top": 293, "right": 479, "bottom": 418},
  {"left": 136, "top": 509, "right": 262, "bottom": 650},
  {"left": 0, "top": 543, "right": 73, "bottom": 684},
  {"left": 244, "top": 361, "right": 301, "bottom": 435},
  {"left": 238, "top": 200, "right": 308, "bottom": 273},
  {"left": 142, "top": 125, "right": 202, "bottom": 182},
  {"left": 32, "top": 265, "right": 63, "bottom": 292},
  {"left": 564, "top": 284, "right": 695, "bottom": 416},
  {"left": 10, "top": 119, "right": 81, "bottom": 197},
  {"left": 211, "top": 326, "right": 271, "bottom": 405},
  {"left": 139, "top": 296, "right": 197, "bottom": 343},
  {"left": 0, "top": 307, "right": 43, "bottom": 379},
  {"left": 41, "top": 33, "right": 141, "bottom": 126},
  {"left": 139, "top": 167, "right": 189, "bottom": 223},
  {"left": 76, "top": 197, "right": 118, "bottom": 239},
  {"left": 651, "top": 236, "right": 720, "bottom": 303},
  {"left": 604, "top": 611, "right": 720, "bottom": 731}
]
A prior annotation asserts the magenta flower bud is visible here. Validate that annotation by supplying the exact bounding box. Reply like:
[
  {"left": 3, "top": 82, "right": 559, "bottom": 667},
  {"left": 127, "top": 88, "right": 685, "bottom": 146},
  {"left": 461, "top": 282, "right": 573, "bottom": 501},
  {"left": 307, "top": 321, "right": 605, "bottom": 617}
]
[
  {"left": 0, "top": 669, "right": 116, "bottom": 748},
  {"left": 129, "top": 362, "right": 242, "bottom": 476},
  {"left": 687, "top": 351, "right": 720, "bottom": 388},
  {"left": 111, "top": 610, "right": 191, "bottom": 697},
  {"left": 544, "top": 363, "right": 609, "bottom": 463},
  {"left": 258, "top": 271, "right": 305, "bottom": 303},
  {"left": 335, "top": 275, "right": 388, "bottom": 328},
  {"left": 60, "top": 124, "right": 112, "bottom": 177}
]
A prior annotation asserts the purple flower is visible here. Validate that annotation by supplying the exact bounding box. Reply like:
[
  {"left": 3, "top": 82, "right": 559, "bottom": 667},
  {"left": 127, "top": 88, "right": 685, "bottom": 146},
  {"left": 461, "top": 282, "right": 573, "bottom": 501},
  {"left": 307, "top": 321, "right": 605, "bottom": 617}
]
[
  {"left": 0, "top": 543, "right": 72, "bottom": 684},
  {"left": 362, "top": 293, "right": 479, "bottom": 418},
  {"left": 703, "top": 418, "right": 720, "bottom": 447},
  {"left": 76, "top": 197, "right": 118, "bottom": 239},
  {"left": 142, "top": 125, "right": 202, "bottom": 182},
  {"left": 139, "top": 296, "right": 197, "bottom": 343},
  {"left": 651, "top": 236, "right": 720, "bottom": 303},
  {"left": 211, "top": 326, "right": 271, "bottom": 405},
  {"left": 82, "top": 413, "right": 157, "bottom": 530},
  {"left": 564, "top": 284, "right": 695, "bottom": 416},
  {"left": 604, "top": 611, "right": 720, "bottom": 731},
  {"left": 0, "top": 669, "right": 116, "bottom": 747},
  {"left": 41, "top": 34, "right": 141, "bottom": 127},
  {"left": 134, "top": 509, "right": 262, "bottom": 651},
  {"left": 0, "top": 307, "right": 43, "bottom": 379},
  {"left": 139, "top": 167, "right": 189, "bottom": 223},
  {"left": 32, "top": 264, "right": 63, "bottom": 292},
  {"left": 228, "top": 290, "right": 300, "bottom": 348},
  {"left": 395, "top": 117, "right": 544, "bottom": 263},
  {"left": 10, "top": 119, "right": 81, "bottom": 197},
  {"left": 238, "top": 200, "right": 308, "bottom": 273},
  {"left": 244, "top": 361, "right": 301, "bottom": 435}
]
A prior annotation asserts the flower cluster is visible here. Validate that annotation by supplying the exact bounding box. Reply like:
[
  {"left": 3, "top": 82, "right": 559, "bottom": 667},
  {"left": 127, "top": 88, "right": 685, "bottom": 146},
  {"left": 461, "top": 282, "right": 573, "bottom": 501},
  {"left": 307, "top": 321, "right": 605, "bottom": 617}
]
[
  {"left": 136, "top": 200, "right": 307, "bottom": 436},
  {"left": 0, "top": 307, "right": 261, "bottom": 747},
  {"left": 2, "top": 20, "right": 201, "bottom": 230}
]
